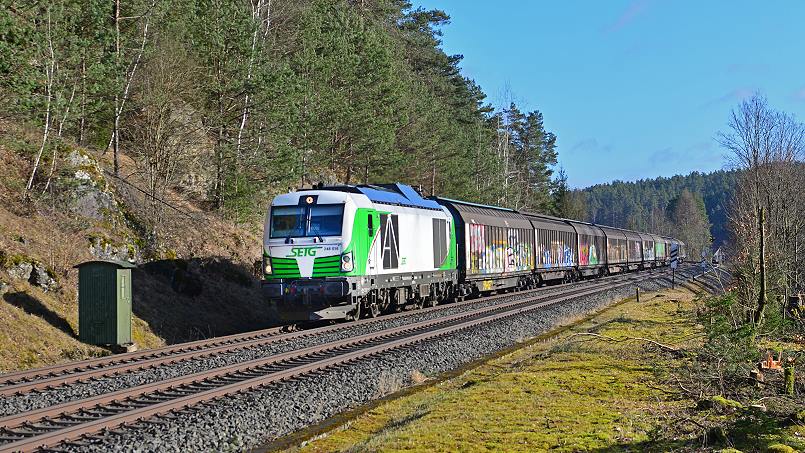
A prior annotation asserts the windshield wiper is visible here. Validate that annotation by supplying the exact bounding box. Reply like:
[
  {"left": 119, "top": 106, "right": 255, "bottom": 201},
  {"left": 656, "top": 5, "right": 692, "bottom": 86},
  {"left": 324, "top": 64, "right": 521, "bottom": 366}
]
[{"left": 307, "top": 225, "right": 324, "bottom": 243}]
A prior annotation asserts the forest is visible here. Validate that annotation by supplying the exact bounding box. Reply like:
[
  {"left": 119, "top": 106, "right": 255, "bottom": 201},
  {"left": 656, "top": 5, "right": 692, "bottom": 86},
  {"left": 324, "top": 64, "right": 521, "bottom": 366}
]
[
  {"left": 0, "top": 0, "right": 559, "bottom": 227},
  {"left": 0, "top": 0, "right": 776, "bottom": 267},
  {"left": 566, "top": 170, "right": 738, "bottom": 247}
]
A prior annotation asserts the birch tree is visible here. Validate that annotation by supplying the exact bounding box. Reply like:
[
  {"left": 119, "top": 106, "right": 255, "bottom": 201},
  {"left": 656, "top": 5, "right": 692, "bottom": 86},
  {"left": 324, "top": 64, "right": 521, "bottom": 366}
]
[{"left": 718, "top": 94, "right": 805, "bottom": 324}]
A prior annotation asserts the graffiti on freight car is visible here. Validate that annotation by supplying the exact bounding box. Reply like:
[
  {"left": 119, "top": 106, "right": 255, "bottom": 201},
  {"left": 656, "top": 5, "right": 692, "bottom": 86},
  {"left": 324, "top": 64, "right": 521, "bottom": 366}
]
[
  {"left": 629, "top": 241, "right": 641, "bottom": 261},
  {"left": 563, "top": 245, "right": 573, "bottom": 267},
  {"left": 643, "top": 242, "right": 655, "bottom": 260},
  {"left": 578, "top": 236, "right": 599, "bottom": 266},
  {"left": 467, "top": 224, "right": 532, "bottom": 274},
  {"left": 537, "top": 241, "right": 574, "bottom": 268},
  {"left": 655, "top": 242, "right": 666, "bottom": 259}
]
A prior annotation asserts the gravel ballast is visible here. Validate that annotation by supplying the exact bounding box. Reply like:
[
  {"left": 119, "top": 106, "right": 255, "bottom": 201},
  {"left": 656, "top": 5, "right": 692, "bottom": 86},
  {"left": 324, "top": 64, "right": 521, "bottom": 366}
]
[
  {"left": 57, "top": 269, "right": 712, "bottom": 453},
  {"left": 0, "top": 274, "right": 648, "bottom": 417}
]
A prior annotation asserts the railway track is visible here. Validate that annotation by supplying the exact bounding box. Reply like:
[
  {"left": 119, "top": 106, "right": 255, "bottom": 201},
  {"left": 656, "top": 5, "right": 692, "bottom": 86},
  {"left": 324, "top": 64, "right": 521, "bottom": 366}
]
[
  {"left": 0, "top": 268, "right": 690, "bottom": 452},
  {"left": 0, "top": 271, "right": 655, "bottom": 398}
]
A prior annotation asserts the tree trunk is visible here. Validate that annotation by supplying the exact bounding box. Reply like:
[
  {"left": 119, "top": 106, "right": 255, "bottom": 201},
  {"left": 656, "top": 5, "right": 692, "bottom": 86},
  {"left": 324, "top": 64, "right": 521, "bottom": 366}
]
[
  {"left": 78, "top": 59, "right": 86, "bottom": 144},
  {"left": 216, "top": 117, "right": 225, "bottom": 211},
  {"left": 113, "top": 0, "right": 121, "bottom": 175},
  {"left": 25, "top": 10, "right": 55, "bottom": 196},
  {"left": 430, "top": 158, "right": 436, "bottom": 196},
  {"left": 755, "top": 206, "right": 767, "bottom": 325}
]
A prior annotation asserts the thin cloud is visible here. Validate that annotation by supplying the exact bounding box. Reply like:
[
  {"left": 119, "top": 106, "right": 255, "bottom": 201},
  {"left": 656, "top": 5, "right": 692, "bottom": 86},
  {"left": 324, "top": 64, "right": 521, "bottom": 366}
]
[
  {"left": 791, "top": 87, "right": 805, "bottom": 102},
  {"left": 649, "top": 147, "right": 679, "bottom": 166},
  {"left": 570, "top": 138, "right": 613, "bottom": 155},
  {"left": 649, "top": 144, "right": 720, "bottom": 167},
  {"left": 701, "top": 88, "right": 756, "bottom": 109},
  {"left": 726, "top": 63, "right": 769, "bottom": 74},
  {"left": 604, "top": 0, "right": 651, "bottom": 34}
]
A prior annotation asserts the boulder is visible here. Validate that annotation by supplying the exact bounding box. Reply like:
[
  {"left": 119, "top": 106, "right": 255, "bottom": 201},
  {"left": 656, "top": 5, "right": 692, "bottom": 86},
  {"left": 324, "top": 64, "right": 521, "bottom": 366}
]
[
  {"left": 29, "top": 262, "right": 57, "bottom": 292},
  {"left": 7, "top": 261, "right": 32, "bottom": 281},
  {"left": 66, "top": 149, "right": 92, "bottom": 168},
  {"left": 710, "top": 395, "right": 744, "bottom": 414},
  {"left": 73, "top": 185, "right": 116, "bottom": 220},
  {"left": 88, "top": 237, "right": 141, "bottom": 263}
]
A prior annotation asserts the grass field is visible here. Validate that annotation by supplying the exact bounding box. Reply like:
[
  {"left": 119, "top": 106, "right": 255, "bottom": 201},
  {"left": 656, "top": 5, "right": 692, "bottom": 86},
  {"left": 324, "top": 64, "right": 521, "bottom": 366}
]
[{"left": 286, "top": 283, "right": 805, "bottom": 453}]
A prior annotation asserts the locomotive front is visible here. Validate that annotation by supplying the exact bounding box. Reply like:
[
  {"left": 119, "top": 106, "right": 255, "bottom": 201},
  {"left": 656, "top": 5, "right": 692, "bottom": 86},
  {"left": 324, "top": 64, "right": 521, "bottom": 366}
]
[{"left": 261, "top": 189, "right": 362, "bottom": 321}]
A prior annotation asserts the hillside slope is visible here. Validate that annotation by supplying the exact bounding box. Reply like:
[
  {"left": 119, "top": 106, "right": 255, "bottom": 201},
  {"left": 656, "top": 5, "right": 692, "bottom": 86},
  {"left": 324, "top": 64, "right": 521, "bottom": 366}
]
[{"left": 0, "top": 122, "right": 276, "bottom": 372}]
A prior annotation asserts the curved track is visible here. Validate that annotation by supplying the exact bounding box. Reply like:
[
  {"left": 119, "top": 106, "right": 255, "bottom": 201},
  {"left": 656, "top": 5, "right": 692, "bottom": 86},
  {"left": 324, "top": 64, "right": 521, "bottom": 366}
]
[
  {"left": 0, "top": 272, "right": 651, "bottom": 397},
  {"left": 0, "top": 267, "right": 696, "bottom": 452}
]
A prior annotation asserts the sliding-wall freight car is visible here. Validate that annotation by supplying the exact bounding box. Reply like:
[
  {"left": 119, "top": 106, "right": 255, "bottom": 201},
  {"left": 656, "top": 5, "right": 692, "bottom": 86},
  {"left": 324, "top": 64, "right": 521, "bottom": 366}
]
[{"left": 436, "top": 198, "right": 536, "bottom": 296}]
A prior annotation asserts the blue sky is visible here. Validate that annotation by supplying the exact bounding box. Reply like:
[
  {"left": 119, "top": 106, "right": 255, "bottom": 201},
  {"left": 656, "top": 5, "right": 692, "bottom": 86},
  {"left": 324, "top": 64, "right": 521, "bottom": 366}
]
[{"left": 415, "top": 0, "right": 805, "bottom": 188}]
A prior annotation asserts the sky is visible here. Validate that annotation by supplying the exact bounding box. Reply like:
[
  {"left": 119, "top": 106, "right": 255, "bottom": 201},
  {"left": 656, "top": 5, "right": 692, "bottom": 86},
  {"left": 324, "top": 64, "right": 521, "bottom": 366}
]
[{"left": 415, "top": 0, "right": 805, "bottom": 188}]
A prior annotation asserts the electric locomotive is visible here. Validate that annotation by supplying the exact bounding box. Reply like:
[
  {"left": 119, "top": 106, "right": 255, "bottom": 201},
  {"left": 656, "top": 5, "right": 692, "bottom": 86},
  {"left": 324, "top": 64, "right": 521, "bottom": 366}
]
[{"left": 262, "top": 183, "right": 457, "bottom": 321}]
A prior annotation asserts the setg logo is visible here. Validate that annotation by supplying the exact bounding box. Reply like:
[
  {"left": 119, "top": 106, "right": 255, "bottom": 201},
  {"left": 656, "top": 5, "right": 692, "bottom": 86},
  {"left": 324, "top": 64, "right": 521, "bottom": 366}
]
[{"left": 287, "top": 246, "right": 319, "bottom": 257}]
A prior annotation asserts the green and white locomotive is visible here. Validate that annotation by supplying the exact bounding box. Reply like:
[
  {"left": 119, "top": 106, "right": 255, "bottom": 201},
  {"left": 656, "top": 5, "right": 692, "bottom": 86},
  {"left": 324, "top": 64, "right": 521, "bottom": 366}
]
[{"left": 262, "top": 183, "right": 457, "bottom": 321}]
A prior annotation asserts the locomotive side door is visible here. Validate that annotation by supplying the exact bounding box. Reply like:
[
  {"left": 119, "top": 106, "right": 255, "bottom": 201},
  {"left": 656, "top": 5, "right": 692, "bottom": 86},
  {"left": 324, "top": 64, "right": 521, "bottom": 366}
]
[{"left": 365, "top": 210, "right": 381, "bottom": 277}]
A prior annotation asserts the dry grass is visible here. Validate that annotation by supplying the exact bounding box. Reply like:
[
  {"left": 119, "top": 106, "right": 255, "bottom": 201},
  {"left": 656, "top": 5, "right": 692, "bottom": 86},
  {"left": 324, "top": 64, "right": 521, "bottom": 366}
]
[
  {"left": 0, "top": 121, "right": 274, "bottom": 371},
  {"left": 375, "top": 371, "right": 402, "bottom": 398},
  {"left": 409, "top": 370, "right": 428, "bottom": 385}
]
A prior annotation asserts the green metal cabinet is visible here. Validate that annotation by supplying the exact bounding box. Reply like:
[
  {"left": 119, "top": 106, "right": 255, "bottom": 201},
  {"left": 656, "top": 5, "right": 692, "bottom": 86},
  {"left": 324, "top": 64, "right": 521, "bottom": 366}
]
[{"left": 75, "top": 259, "right": 135, "bottom": 346}]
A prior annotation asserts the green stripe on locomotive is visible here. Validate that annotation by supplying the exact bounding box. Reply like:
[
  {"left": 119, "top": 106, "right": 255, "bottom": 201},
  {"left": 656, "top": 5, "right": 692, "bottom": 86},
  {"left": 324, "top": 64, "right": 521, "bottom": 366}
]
[
  {"left": 339, "top": 207, "right": 379, "bottom": 277},
  {"left": 269, "top": 256, "right": 301, "bottom": 278},
  {"left": 439, "top": 218, "right": 457, "bottom": 270}
]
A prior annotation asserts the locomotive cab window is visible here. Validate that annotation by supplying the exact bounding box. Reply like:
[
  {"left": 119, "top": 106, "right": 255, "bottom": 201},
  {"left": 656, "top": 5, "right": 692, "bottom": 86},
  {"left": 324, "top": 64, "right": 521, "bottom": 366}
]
[
  {"left": 270, "top": 204, "right": 344, "bottom": 238},
  {"left": 270, "top": 206, "right": 305, "bottom": 238},
  {"left": 308, "top": 205, "right": 344, "bottom": 237}
]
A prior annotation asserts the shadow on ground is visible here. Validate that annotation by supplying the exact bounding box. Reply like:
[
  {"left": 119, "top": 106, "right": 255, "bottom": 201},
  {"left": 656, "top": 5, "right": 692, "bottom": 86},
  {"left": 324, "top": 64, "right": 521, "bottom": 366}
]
[
  {"left": 3, "top": 291, "right": 76, "bottom": 337},
  {"left": 132, "top": 257, "right": 278, "bottom": 344}
]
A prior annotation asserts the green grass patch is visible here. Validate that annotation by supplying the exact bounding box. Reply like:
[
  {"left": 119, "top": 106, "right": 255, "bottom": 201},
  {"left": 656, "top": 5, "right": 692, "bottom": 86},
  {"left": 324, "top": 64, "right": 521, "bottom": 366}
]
[{"left": 290, "top": 285, "right": 805, "bottom": 453}]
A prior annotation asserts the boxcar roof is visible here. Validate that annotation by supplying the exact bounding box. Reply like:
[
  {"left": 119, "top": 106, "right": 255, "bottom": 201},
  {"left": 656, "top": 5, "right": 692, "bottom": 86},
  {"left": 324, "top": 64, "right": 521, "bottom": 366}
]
[
  {"left": 620, "top": 229, "right": 642, "bottom": 242},
  {"left": 597, "top": 225, "right": 627, "bottom": 240},
  {"left": 521, "top": 212, "right": 575, "bottom": 233},
  {"left": 436, "top": 198, "right": 533, "bottom": 229},
  {"left": 565, "top": 219, "right": 604, "bottom": 237},
  {"left": 638, "top": 232, "right": 655, "bottom": 242}
]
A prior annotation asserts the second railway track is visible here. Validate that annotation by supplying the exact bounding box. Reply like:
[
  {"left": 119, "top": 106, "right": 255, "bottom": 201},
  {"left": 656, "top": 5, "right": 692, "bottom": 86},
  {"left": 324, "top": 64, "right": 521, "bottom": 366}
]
[
  {"left": 0, "top": 266, "right": 703, "bottom": 452},
  {"left": 0, "top": 271, "right": 651, "bottom": 398}
]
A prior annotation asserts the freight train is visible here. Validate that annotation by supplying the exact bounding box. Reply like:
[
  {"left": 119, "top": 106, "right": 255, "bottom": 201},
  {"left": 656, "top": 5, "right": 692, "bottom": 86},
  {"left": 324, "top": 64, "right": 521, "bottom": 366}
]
[{"left": 261, "top": 183, "right": 686, "bottom": 321}]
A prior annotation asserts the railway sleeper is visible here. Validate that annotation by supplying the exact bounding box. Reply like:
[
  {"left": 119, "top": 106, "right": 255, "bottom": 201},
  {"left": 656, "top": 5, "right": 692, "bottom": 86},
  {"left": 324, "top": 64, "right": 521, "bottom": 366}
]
[
  {"left": 0, "top": 434, "right": 25, "bottom": 442},
  {"left": 48, "top": 419, "right": 85, "bottom": 427},
  {"left": 68, "top": 414, "right": 105, "bottom": 421},
  {"left": 4, "top": 428, "right": 43, "bottom": 436},
  {"left": 84, "top": 408, "right": 121, "bottom": 417},
  {"left": 133, "top": 396, "right": 173, "bottom": 404}
]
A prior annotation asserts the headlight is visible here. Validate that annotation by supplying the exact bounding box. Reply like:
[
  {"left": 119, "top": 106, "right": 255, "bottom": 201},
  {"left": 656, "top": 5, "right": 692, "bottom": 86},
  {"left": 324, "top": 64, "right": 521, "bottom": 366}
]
[
  {"left": 340, "top": 252, "right": 354, "bottom": 272},
  {"left": 264, "top": 258, "right": 272, "bottom": 275}
]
